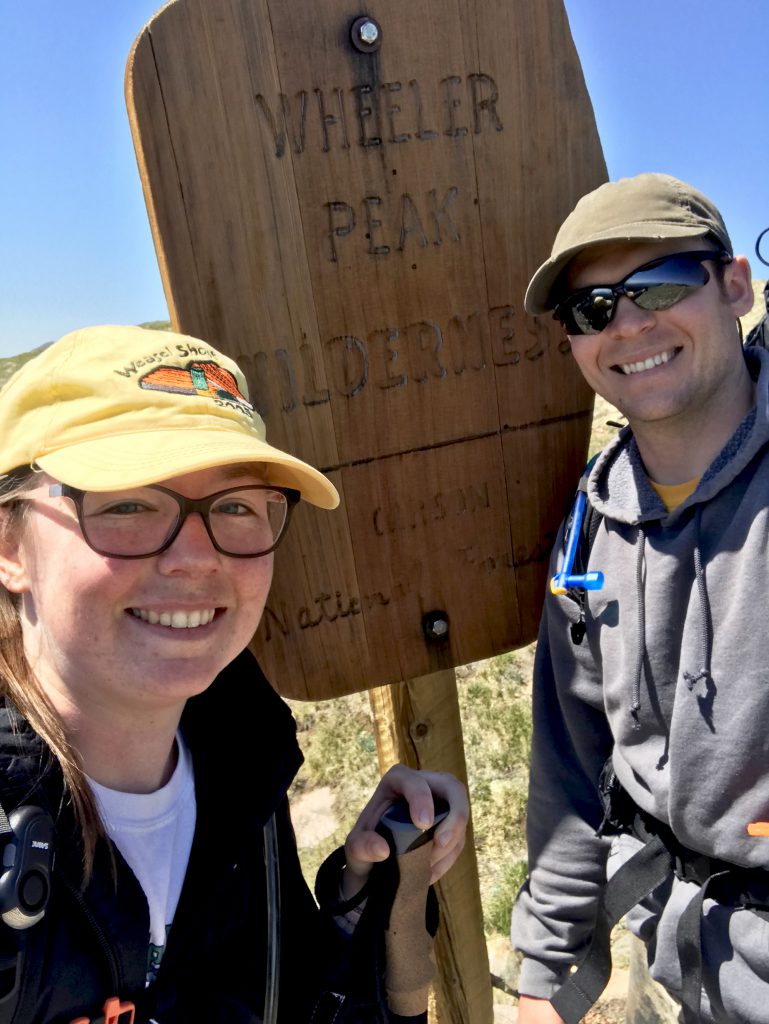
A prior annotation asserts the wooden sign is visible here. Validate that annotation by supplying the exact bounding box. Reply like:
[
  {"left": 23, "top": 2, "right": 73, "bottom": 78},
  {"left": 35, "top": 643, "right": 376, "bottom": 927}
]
[{"left": 126, "top": 0, "right": 606, "bottom": 700}]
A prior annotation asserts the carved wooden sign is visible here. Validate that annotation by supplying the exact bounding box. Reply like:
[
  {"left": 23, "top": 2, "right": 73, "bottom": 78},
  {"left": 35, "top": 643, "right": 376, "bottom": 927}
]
[{"left": 126, "top": 0, "right": 605, "bottom": 699}]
